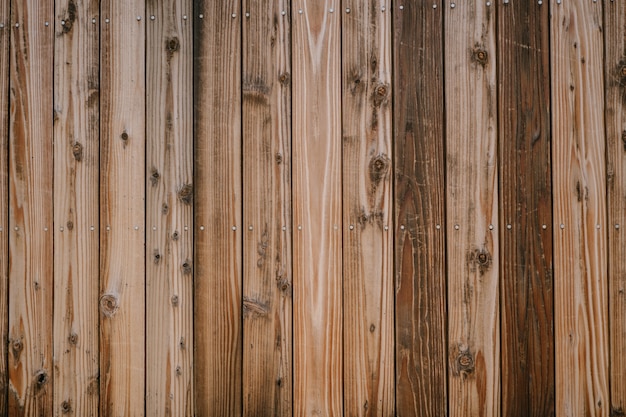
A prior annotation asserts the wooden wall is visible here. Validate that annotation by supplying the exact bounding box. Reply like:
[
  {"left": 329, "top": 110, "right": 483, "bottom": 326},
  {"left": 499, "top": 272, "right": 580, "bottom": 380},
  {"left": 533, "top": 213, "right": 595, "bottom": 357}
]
[{"left": 0, "top": 0, "right": 624, "bottom": 416}]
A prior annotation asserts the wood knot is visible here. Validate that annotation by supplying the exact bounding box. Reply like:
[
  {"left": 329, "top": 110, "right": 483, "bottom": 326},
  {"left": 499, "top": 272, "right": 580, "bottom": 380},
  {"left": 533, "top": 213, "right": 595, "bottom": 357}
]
[
  {"left": 12, "top": 338, "right": 23, "bottom": 357},
  {"left": 278, "top": 72, "right": 290, "bottom": 86},
  {"left": 61, "top": 0, "right": 76, "bottom": 34},
  {"left": 68, "top": 332, "right": 78, "bottom": 345},
  {"left": 172, "top": 231, "right": 179, "bottom": 241},
  {"left": 61, "top": 400, "right": 72, "bottom": 414},
  {"left": 372, "top": 82, "right": 390, "bottom": 107},
  {"left": 99, "top": 293, "right": 119, "bottom": 318},
  {"left": 162, "top": 203, "right": 169, "bottom": 215},
  {"left": 276, "top": 378, "right": 282, "bottom": 387},
  {"left": 612, "top": 407, "right": 626, "bottom": 417},
  {"left": 369, "top": 154, "right": 390, "bottom": 184},
  {"left": 120, "top": 131, "right": 129, "bottom": 147},
  {"left": 376, "top": 85, "right": 387, "bottom": 96},
  {"left": 181, "top": 259, "right": 192, "bottom": 275},
  {"left": 72, "top": 142, "right": 83, "bottom": 161},
  {"left": 468, "top": 248, "right": 492, "bottom": 275},
  {"left": 457, "top": 352, "right": 474, "bottom": 373},
  {"left": 473, "top": 48, "right": 488, "bottom": 66},
  {"left": 35, "top": 369, "right": 49, "bottom": 389},
  {"left": 166, "top": 37, "right": 180, "bottom": 53},
  {"left": 171, "top": 295, "right": 179, "bottom": 306},
  {"left": 175, "top": 366, "right": 182, "bottom": 376},
  {"left": 621, "top": 66, "right": 626, "bottom": 77},
  {"left": 369, "top": 324, "right": 375, "bottom": 333},
  {"left": 622, "top": 131, "right": 626, "bottom": 152},
  {"left": 275, "top": 153, "right": 283, "bottom": 164},
  {"left": 150, "top": 168, "right": 160, "bottom": 186},
  {"left": 179, "top": 337, "right": 186, "bottom": 350},
  {"left": 153, "top": 250, "right": 161, "bottom": 264},
  {"left": 177, "top": 184, "right": 193, "bottom": 205},
  {"left": 66, "top": 221, "right": 74, "bottom": 231}
]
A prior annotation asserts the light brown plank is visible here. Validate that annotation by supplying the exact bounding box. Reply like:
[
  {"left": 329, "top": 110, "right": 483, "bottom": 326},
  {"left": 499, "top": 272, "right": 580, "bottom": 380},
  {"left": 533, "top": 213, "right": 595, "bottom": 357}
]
[
  {"left": 99, "top": 1, "right": 146, "bottom": 415},
  {"left": 342, "top": 1, "right": 394, "bottom": 416},
  {"left": 241, "top": 0, "right": 292, "bottom": 415},
  {"left": 551, "top": 1, "right": 609, "bottom": 416},
  {"left": 8, "top": 1, "right": 54, "bottom": 415},
  {"left": 444, "top": 2, "right": 499, "bottom": 416},
  {"left": 193, "top": 1, "right": 242, "bottom": 415},
  {"left": 292, "top": 1, "right": 343, "bottom": 415},
  {"left": 146, "top": 0, "right": 194, "bottom": 415},
  {"left": 53, "top": 0, "right": 100, "bottom": 415}
]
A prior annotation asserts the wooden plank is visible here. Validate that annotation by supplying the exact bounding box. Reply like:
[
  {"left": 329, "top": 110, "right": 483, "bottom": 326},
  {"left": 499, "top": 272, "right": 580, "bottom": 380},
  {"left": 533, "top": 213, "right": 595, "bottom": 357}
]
[
  {"left": 8, "top": 1, "right": 54, "bottom": 415},
  {"left": 193, "top": 1, "right": 242, "bottom": 415},
  {"left": 241, "top": 0, "right": 292, "bottom": 415},
  {"left": 606, "top": 1, "right": 626, "bottom": 415},
  {"left": 342, "top": 1, "right": 393, "bottom": 416},
  {"left": 444, "top": 1, "right": 499, "bottom": 416},
  {"left": 52, "top": 0, "right": 100, "bottom": 415},
  {"left": 393, "top": 1, "right": 446, "bottom": 415},
  {"left": 99, "top": 1, "right": 146, "bottom": 415},
  {"left": 550, "top": 1, "right": 609, "bottom": 416},
  {"left": 497, "top": 2, "right": 554, "bottom": 416},
  {"left": 145, "top": 0, "right": 194, "bottom": 415},
  {"left": 292, "top": 1, "right": 342, "bottom": 415}
]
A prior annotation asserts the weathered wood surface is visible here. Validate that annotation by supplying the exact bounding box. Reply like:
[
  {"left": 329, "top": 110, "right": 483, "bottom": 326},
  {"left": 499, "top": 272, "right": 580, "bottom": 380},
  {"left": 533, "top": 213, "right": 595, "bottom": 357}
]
[
  {"left": 146, "top": 0, "right": 194, "bottom": 415},
  {"left": 342, "top": 1, "right": 394, "bottom": 416},
  {"left": 292, "top": 1, "right": 343, "bottom": 415},
  {"left": 99, "top": 1, "right": 146, "bottom": 415},
  {"left": 551, "top": 1, "right": 609, "bottom": 416},
  {"left": 497, "top": 2, "right": 554, "bottom": 416},
  {"left": 193, "top": 1, "right": 242, "bottom": 415},
  {"left": 53, "top": 0, "right": 100, "bottom": 415},
  {"left": 445, "top": 1, "right": 499, "bottom": 416},
  {"left": 242, "top": 0, "right": 292, "bottom": 416},
  {"left": 393, "top": 1, "right": 446, "bottom": 416},
  {"left": 8, "top": 1, "right": 54, "bottom": 415}
]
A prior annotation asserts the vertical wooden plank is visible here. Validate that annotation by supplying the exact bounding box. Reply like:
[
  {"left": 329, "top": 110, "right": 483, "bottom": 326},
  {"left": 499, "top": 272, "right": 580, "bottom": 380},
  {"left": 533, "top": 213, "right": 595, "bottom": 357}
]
[
  {"left": 606, "top": 1, "right": 626, "bottom": 415},
  {"left": 146, "top": 0, "right": 194, "bottom": 415},
  {"left": 292, "top": 1, "right": 342, "bottom": 415},
  {"left": 53, "top": 0, "right": 100, "bottom": 415},
  {"left": 497, "top": 2, "right": 554, "bottom": 416},
  {"left": 393, "top": 1, "right": 447, "bottom": 415},
  {"left": 193, "top": 1, "right": 242, "bottom": 415},
  {"left": 342, "top": 1, "right": 394, "bottom": 416},
  {"left": 445, "top": 1, "right": 499, "bottom": 416},
  {"left": 8, "top": 1, "right": 54, "bottom": 415},
  {"left": 99, "top": 1, "right": 146, "bottom": 415},
  {"left": 241, "top": 0, "right": 292, "bottom": 415},
  {"left": 550, "top": 1, "right": 609, "bottom": 415}
]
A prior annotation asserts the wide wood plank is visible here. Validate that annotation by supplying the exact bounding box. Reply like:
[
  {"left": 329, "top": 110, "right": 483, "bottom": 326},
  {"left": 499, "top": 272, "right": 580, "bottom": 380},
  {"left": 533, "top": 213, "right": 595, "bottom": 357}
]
[
  {"left": 8, "top": 1, "right": 54, "bottom": 415},
  {"left": 444, "top": 1, "right": 499, "bottom": 416},
  {"left": 393, "top": 1, "right": 447, "bottom": 416},
  {"left": 241, "top": 0, "right": 292, "bottom": 415},
  {"left": 193, "top": 1, "right": 242, "bottom": 415},
  {"left": 53, "top": 0, "right": 100, "bottom": 415},
  {"left": 497, "top": 2, "right": 554, "bottom": 416},
  {"left": 99, "top": 1, "right": 146, "bottom": 415},
  {"left": 551, "top": 1, "right": 609, "bottom": 416},
  {"left": 292, "top": 1, "right": 342, "bottom": 415},
  {"left": 146, "top": 0, "right": 194, "bottom": 415}
]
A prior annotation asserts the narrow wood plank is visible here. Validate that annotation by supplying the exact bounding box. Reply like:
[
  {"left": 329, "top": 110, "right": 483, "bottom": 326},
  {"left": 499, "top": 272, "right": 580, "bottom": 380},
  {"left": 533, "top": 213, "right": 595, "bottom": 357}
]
[
  {"left": 53, "top": 0, "right": 100, "bottom": 415},
  {"left": 393, "top": 1, "right": 447, "bottom": 415},
  {"left": 550, "top": 2, "right": 609, "bottom": 416},
  {"left": 99, "top": 1, "right": 146, "bottom": 415},
  {"left": 145, "top": 0, "right": 194, "bottom": 415},
  {"left": 193, "top": 1, "right": 242, "bottom": 415},
  {"left": 342, "top": 1, "right": 394, "bottom": 415},
  {"left": 292, "top": 1, "right": 342, "bottom": 415},
  {"left": 497, "top": 2, "right": 554, "bottom": 416},
  {"left": 606, "top": 1, "right": 626, "bottom": 415},
  {"left": 8, "top": 1, "right": 54, "bottom": 415},
  {"left": 241, "top": 0, "right": 292, "bottom": 415},
  {"left": 444, "top": 2, "right": 499, "bottom": 416}
]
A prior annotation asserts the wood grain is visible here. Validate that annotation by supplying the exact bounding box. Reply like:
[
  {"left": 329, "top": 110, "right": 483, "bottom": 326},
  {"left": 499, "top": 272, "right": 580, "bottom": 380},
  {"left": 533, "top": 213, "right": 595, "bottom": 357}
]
[
  {"left": 193, "top": 1, "right": 242, "bottom": 415},
  {"left": 551, "top": 1, "right": 609, "bottom": 416},
  {"left": 99, "top": 1, "right": 146, "bottom": 415},
  {"left": 8, "top": 1, "right": 54, "bottom": 415},
  {"left": 393, "top": 1, "right": 447, "bottom": 416},
  {"left": 146, "top": 0, "right": 194, "bottom": 415},
  {"left": 292, "top": 1, "right": 342, "bottom": 415},
  {"left": 53, "top": 0, "right": 100, "bottom": 415},
  {"left": 241, "top": 0, "right": 292, "bottom": 416},
  {"left": 444, "top": 2, "right": 499, "bottom": 416},
  {"left": 604, "top": 1, "right": 626, "bottom": 415},
  {"left": 497, "top": 2, "right": 554, "bottom": 416}
]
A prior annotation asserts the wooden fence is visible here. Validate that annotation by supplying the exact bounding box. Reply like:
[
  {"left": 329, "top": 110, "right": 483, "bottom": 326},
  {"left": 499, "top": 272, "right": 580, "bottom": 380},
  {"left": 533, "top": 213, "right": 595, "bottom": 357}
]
[{"left": 0, "top": 0, "right": 624, "bottom": 416}]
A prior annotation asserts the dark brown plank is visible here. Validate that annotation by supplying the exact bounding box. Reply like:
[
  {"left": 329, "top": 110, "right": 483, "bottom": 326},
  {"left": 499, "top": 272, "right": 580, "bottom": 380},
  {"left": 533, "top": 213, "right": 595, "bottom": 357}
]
[
  {"left": 393, "top": 1, "right": 447, "bottom": 416},
  {"left": 497, "top": 2, "right": 554, "bottom": 416}
]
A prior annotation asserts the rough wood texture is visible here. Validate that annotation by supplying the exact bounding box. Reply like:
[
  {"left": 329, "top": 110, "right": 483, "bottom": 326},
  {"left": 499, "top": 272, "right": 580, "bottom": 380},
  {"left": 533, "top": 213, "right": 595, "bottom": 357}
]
[
  {"left": 193, "top": 1, "right": 242, "bottom": 415},
  {"left": 8, "top": 1, "right": 54, "bottom": 415},
  {"left": 551, "top": 1, "right": 609, "bottom": 416},
  {"left": 99, "top": 1, "right": 146, "bottom": 415},
  {"left": 53, "top": 0, "right": 100, "bottom": 415},
  {"left": 497, "top": 2, "right": 554, "bottom": 416},
  {"left": 341, "top": 1, "right": 394, "bottom": 416},
  {"left": 445, "top": 2, "right": 499, "bottom": 416},
  {"left": 393, "top": 1, "right": 447, "bottom": 416},
  {"left": 146, "top": 0, "right": 194, "bottom": 415},
  {"left": 292, "top": 1, "right": 342, "bottom": 415},
  {"left": 242, "top": 0, "right": 292, "bottom": 416}
]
